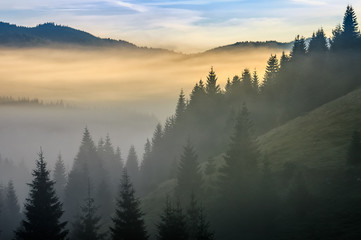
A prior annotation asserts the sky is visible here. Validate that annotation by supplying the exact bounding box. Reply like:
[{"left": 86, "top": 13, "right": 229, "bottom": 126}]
[{"left": 0, "top": 0, "right": 361, "bottom": 53}]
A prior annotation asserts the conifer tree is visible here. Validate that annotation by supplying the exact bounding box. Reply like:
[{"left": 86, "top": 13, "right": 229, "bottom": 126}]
[
  {"left": 342, "top": 5, "right": 359, "bottom": 39},
  {"left": 140, "top": 139, "right": 153, "bottom": 195},
  {"left": 219, "top": 104, "right": 258, "bottom": 190},
  {"left": 4, "top": 180, "right": 22, "bottom": 240},
  {"left": 15, "top": 151, "right": 68, "bottom": 240},
  {"left": 308, "top": 28, "right": 329, "bottom": 53},
  {"left": 196, "top": 208, "right": 214, "bottom": 240},
  {"left": 241, "top": 69, "right": 253, "bottom": 95},
  {"left": 175, "top": 90, "right": 186, "bottom": 123},
  {"left": 290, "top": 35, "right": 306, "bottom": 58},
  {"left": 225, "top": 78, "right": 232, "bottom": 95},
  {"left": 189, "top": 80, "right": 206, "bottom": 108},
  {"left": 65, "top": 127, "right": 103, "bottom": 221},
  {"left": 110, "top": 170, "right": 148, "bottom": 240},
  {"left": 53, "top": 153, "right": 67, "bottom": 201},
  {"left": 125, "top": 145, "right": 139, "bottom": 189},
  {"left": 252, "top": 71, "right": 259, "bottom": 94},
  {"left": 175, "top": 140, "right": 203, "bottom": 201},
  {"left": 72, "top": 182, "right": 104, "bottom": 240},
  {"left": 347, "top": 130, "right": 361, "bottom": 165},
  {"left": 157, "top": 199, "right": 188, "bottom": 240},
  {"left": 262, "top": 55, "right": 279, "bottom": 90},
  {"left": 205, "top": 67, "right": 221, "bottom": 96}
]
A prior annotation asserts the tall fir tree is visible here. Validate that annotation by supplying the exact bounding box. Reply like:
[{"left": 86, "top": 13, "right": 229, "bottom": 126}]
[
  {"left": 241, "top": 69, "right": 253, "bottom": 96},
  {"left": 205, "top": 67, "right": 221, "bottom": 96},
  {"left": 71, "top": 181, "right": 104, "bottom": 240},
  {"left": 4, "top": 180, "right": 22, "bottom": 240},
  {"left": 175, "top": 89, "right": 187, "bottom": 123},
  {"left": 157, "top": 199, "right": 188, "bottom": 240},
  {"left": 110, "top": 170, "right": 148, "bottom": 240},
  {"left": 53, "top": 153, "right": 67, "bottom": 201},
  {"left": 261, "top": 55, "right": 279, "bottom": 91},
  {"left": 219, "top": 104, "right": 258, "bottom": 191},
  {"left": 15, "top": 151, "right": 68, "bottom": 240},
  {"left": 290, "top": 35, "right": 307, "bottom": 58},
  {"left": 347, "top": 130, "right": 361, "bottom": 166},
  {"left": 175, "top": 140, "right": 203, "bottom": 202},
  {"left": 125, "top": 145, "right": 139, "bottom": 190},
  {"left": 251, "top": 71, "right": 259, "bottom": 94},
  {"left": 308, "top": 28, "right": 329, "bottom": 53}
]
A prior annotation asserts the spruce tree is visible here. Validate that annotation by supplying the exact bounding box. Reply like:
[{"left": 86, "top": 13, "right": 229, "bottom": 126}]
[
  {"left": 308, "top": 28, "right": 329, "bottom": 53},
  {"left": 72, "top": 182, "right": 104, "bottom": 240},
  {"left": 219, "top": 104, "right": 258, "bottom": 190},
  {"left": 347, "top": 130, "right": 361, "bottom": 166},
  {"left": 175, "top": 140, "right": 203, "bottom": 201},
  {"left": 53, "top": 153, "right": 67, "bottom": 201},
  {"left": 196, "top": 208, "right": 214, "bottom": 240},
  {"left": 241, "top": 69, "right": 253, "bottom": 95},
  {"left": 4, "top": 180, "right": 22, "bottom": 240},
  {"left": 175, "top": 89, "right": 187, "bottom": 123},
  {"left": 157, "top": 199, "right": 188, "bottom": 240},
  {"left": 125, "top": 145, "right": 139, "bottom": 190},
  {"left": 262, "top": 55, "right": 279, "bottom": 91},
  {"left": 342, "top": 5, "right": 359, "bottom": 39},
  {"left": 290, "top": 35, "right": 306, "bottom": 59},
  {"left": 251, "top": 71, "right": 259, "bottom": 94},
  {"left": 15, "top": 151, "right": 68, "bottom": 240},
  {"left": 110, "top": 170, "right": 148, "bottom": 240},
  {"left": 205, "top": 67, "right": 221, "bottom": 96}
]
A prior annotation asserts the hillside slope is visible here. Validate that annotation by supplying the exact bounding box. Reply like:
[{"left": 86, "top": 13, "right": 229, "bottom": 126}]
[{"left": 258, "top": 87, "right": 361, "bottom": 170}]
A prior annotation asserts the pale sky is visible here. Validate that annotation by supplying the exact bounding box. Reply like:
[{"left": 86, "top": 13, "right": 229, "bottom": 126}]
[{"left": 0, "top": 0, "right": 361, "bottom": 52}]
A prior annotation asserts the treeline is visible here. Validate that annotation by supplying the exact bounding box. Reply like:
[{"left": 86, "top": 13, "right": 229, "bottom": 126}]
[{"left": 0, "top": 96, "right": 72, "bottom": 108}]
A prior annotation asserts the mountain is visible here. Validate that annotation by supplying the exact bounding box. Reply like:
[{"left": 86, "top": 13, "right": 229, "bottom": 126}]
[
  {"left": 258, "top": 87, "right": 361, "bottom": 171},
  {"left": 203, "top": 40, "right": 293, "bottom": 54},
  {"left": 0, "top": 22, "right": 136, "bottom": 48}
]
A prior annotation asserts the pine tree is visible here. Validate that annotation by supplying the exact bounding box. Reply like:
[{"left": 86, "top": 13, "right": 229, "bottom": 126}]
[
  {"left": 196, "top": 208, "right": 214, "bottom": 240},
  {"left": 280, "top": 51, "right": 290, "bottom": 70},
  {"left": 308, "top": 28, "right": 329, "bottom": 53},
  {"left": 219, "top": 104, "right": 258, "bottom": 190},
  {"left": 65, "top": 127, "right": 103, "bottom": 221},
  {"left": 342, "top": 5, "right": 359, "bottom": 39},
  {"left": 15, "top": 151, "right": 68, "bottom": 240},
  {"left": 72, "top": 182, "right": 104, "bottom": 240},
  {"left": 262, "top": 55, "right": 279, "bottom": 90},
  {"left": 125, "top": 145, "right": 139, "bottom": 190},
  {"left": 175, "top": 140, "right": 203, "bottom": 201},
  {"left": 4, "top": 180, "right": 22, "bottom": 240},
  {"left": 252, "top": 71, "right": 259, "bottom": 94},
  {"left": 140, "top": 139, "right": 153, "bottom": 195},
  {"left": 110, "top": 170, "right": 148, "bottom": 240},
  {"left": 241, "top": 69, "right": 253, "bottom": 95},
  {"left": 175, "top": 90, "right": 187, "bottom": 123},
  {"left": 205, "top": 67, "right": 221, "bottom": 96},
  {"left": 347, "top": 130, "right": 361, "bottom": 166},
  {"left": 157, "top": 199, "right": 188, "bottom": 240},
  {"left": 290, "top": 35, "right": 306, "bottom": 58},
  {"left": 53, "top": 153, "right": 67, "bottom": 201}
]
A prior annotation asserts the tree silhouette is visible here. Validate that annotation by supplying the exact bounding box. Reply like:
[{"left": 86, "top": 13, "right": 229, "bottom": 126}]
[
  {"left": 175, "top": 89, "right": 187, "bottom": 123},
  {"left": 2, "top": 180, "right": 22, "bottom": 240},
  {"left": 308, "top": 28, "right": 329, "bottom": 53},
  {"left": 72, "top": 181, "right": 104, "bottom": 240},
  {"left": 125, "top": 145, "right": 139, "bottom": 190},
  {"left": 175, "top": 139, "right": 203, "bottom": 201},
  {"left": 110, "top": 170, "right": 148, "bottom": 240},
  {"left": 290, "top": 35, "right": 306, "bottom": 58},
  {"left": 53, "top": 153, "right": 67, "bottom": 201},
  {"left": 157, "top": 199, "right": 188, "bottom": 240},
  {"left": 15, "top": 151, "right": 68, "bottom": 240},
  {"left": 205, "top": 67, "right": 221, "bottom": 96}
]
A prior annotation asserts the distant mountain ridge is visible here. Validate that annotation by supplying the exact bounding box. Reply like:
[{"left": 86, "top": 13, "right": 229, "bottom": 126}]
[
  {"left": 0, "top": 21, "right": 293, "bottom": 53},
  {"left": 0, "top": 22, "right": 136, "bottom": 48}
]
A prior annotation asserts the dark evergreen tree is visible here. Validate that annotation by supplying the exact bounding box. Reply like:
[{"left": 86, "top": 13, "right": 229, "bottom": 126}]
[
  {"left": 290, "top": 35, "right": 307, "bottom": 58},
  {"left": 140, "top": 139, "right": 153, "bottom": 195},
  {"left": 195, "top": 208, "right": 214, "bottom": 240},
  {"left": 125, "top": 145, "right": 139, "bottom": 190},
  {"left": 308, "top": 28, "right": 329, "bottom": 53},
  {"left": 3, "top": 180, "right": 22, "bottom": 240},
  {"left": 225, "top": 78, "right": 232, "bottom": 95},
  {"left": 110, "top": 170, "right": 148, "bottom": 240},
  {"left": 261, "top": 55, "right": 279, "bottom": 91},
  {"left": 53, "top": 153, "right": 67, "bottom": 201},
  {"left": 280, "top": 51, "right": 290, "bottom": 70},
  {"left": 347, "top": 130, "right": 361, "bottom": 165},
  {"left": 15, "top": 151, "right": 68, "bottom": 240},
  {"left": 64, "top": 127, "right": 104, "bottom": 222},
  {"left": 251, "top": 70, "right": 259, "bottom": 94},
  {"left": 205, "top": 67, "right": 221, "bottom": 96},
  {"left": 157, "top": 199, "right": 188, "bottom": 240},
  {"left": 175, "top": 89, "right": 186, "bottom": 123},
  {"left": 72, "top": 182, "right": 104, "bottom": 240},
  {"left": 175, "top": 140, "right": 203, "bottom": 201},
  {"left": 241, "top": 69, "right": 253, "bottom": 96}
]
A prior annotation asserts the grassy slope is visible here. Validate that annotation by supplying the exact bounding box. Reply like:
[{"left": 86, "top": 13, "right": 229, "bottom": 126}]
[{"left": 258, "top": 87, "right": 361, "bottom": 171}]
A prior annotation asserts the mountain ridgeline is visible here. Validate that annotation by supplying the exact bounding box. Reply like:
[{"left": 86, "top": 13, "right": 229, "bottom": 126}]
[
  {"left": 0, "top": 22, "right": 136, "bottom": 48},
  {"left": 2, "top": 5, "right": 361, "bottom": 240}
]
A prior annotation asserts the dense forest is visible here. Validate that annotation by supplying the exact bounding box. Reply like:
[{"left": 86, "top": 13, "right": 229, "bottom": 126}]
[{"left": 1, "top": 5, "right": 361, "bottom": 240}]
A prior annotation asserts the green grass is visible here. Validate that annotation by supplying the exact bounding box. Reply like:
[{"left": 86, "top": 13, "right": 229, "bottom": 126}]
[{"left": 258, "top": 87, "right": 361, "bottom": 171}]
